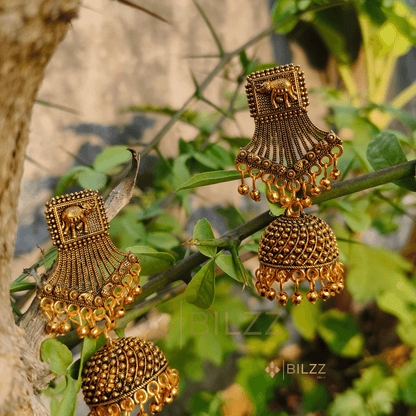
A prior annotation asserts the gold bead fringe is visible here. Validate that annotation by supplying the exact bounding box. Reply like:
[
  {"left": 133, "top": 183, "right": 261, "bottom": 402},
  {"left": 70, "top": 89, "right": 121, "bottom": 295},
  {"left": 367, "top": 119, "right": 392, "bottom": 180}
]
[{"left": 39, "top": 190, "right": 142, "bottom": 338}]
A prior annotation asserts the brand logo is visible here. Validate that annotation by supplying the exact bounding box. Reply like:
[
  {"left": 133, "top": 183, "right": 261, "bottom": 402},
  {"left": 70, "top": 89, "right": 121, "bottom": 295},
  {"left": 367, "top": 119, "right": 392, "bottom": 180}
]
[{"left": 265, "top": 360, "right": 326, "bottom": 379}]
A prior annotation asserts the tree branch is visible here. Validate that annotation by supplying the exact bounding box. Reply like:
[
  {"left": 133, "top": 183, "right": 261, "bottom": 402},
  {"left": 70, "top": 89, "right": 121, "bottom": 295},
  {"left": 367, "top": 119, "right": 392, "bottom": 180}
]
[{"left": 129, "top": 159, "right": 416, "bottom": 306}]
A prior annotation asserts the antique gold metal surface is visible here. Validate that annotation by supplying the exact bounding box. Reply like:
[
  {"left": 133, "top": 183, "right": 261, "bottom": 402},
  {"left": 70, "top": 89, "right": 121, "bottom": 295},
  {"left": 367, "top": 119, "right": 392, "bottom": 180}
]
[
  {"left": 39, "top": 190, "right": 142, "bottom": 338},
  {"left": 235, "top": 63, "right": 343, "bottom": 206},
  {"left": 236, "top": 64, "right": 344, "bottom": 305},
  {"left": 256, "top": 213, "right": 344, "bottom": 306},
  {"left": 81, "top": 337, "right": 179, "bottom": 416}
]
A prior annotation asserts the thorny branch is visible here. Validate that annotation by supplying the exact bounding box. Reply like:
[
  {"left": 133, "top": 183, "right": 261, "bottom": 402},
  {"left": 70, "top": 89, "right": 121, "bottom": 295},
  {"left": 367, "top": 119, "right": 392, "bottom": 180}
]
[
  {"left": 128, "top": 158, "right": 416, "bottom": 315},
  {"left": 17, "top": 151, "right": 416, "bottom": 348}
]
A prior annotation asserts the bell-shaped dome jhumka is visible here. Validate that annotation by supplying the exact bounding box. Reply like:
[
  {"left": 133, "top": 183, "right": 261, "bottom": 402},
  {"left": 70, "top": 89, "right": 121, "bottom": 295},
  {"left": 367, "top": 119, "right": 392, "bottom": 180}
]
[
  {"left": 82, "top": 337, "right": 179, "bottom": 416},
  {"left": 256, "top": 212, "right": 344, "bottom": 305}
]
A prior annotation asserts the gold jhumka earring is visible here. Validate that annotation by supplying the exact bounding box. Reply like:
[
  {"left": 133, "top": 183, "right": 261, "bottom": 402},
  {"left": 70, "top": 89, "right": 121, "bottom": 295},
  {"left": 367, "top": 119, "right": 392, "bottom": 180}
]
[
  {"left": 235, "top": 64, "right": 344, "bottom": 306},
  {"left": 39, "top": 189, "right": 179, "bottom": 415}
]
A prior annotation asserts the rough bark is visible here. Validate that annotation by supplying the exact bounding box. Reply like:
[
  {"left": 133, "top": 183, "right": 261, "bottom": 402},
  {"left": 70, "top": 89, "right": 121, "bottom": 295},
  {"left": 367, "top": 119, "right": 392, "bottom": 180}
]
[{"left": 0, "top": 1, "right": 80, "bottom": 415}]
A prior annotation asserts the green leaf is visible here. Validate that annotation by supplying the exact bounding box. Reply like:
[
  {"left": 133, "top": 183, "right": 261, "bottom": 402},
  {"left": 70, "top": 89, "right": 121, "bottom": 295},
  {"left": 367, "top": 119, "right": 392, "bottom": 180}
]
[
  {"left": 126, "top": 246, "right": 175, "bottom": 275},
  {"left": 136, "top": 198, "right": 164, "bottom": 221},
  {"left": 193, "top": 152, "right": 221, "bottom": 170},
  {"left": 242, "top": 243, "right": 259, "bottom": 253},
  {"left": 148, "top": 213, "right": 182, "bottom": 233},
  {"left": 196, "top": 331, "right": 223, "bottom": 365},
  {"left": 353, "top": 365, "right": 386, "bottom": 395},
  {"left": 332, "top": 105, "right": 378, "bottom": 147},
  {"left": 77, "top": 167, "right": 107, "bottom": 190},
  {"left": 9, "top": 280, "right": 37, "bottom": 293},
  {"left": 291, "top": 295, "right": 321, "bottom": 340},
  {"left": 147, "top": 232, "right": 180, "bottom": 251},
  {"left": 246, "top": 324, "right": 289, "bottom": 356},
  {"left": 318, "top": 310, "right": 364, "bottom": 357},
  {"left": 176, "top": 170, "right": 242, "bottom": 191},
  {"left": 193, "top": 218, "right": 216, "bottom": 258},
  {"left": 55, "top": 166, "right": 89, "bottom": 196},
  {"left": 50, "top": 335, "right": 104, "bottom": 416},
  {"left": 114, "top": 327, "right": 125, "bottom": 338},
  {"left": 366, "top": 377, "right": 398, "bottom": 415},
  {"left": 236, "top": 356, "right": 288, "bottom": 415},
  {"left": 184, "top": 359, "right": 205, "bottom": 382},
  {"left": 80, "top": 335, "right": 106, "bottom": 369},
  {"left": 314, "top": 19, "right": 350, "bottom": 64},
  {"left": 172, "top": 154, "right": 191, "bottom": 193},
  {"left": 402, "top": 371, "right": 416, "bottom": 405},
  {"left": 50, "top": 375, "right": 79, "bottom": 416},
  {"left": 40, "top": 339, "right": 73, "bottom": 375},
  {"left": 109, "top": 214, "right": 146, "bottom": 250},
  {"left": 215, "top": 252, "right": 255, "bottom": 290},
  {"left": 93, "top": 145, "right": 131, "bottom": 172},
  {"left": 329, "top": 199, "right": 371, "bottom": 233},
  {"left": 185, "top": 259, "right": 216, "bottom": 308},
  {"left": 303, "top": 383, "right": 330, "bottom": 413},
  {"left": 271, "top": 0, "right": 299, "bottom": 34},
  {"left": 396, "top": 323, "right": 416, "bottom": 346},
  {"left": 339, "top": 240, "right": 412, "bottom": 302},
  {"left": 42, "top": 376, "right": 67, "bottom": 398},
  {"left": 328, "top": 389, "right": 368, "bottom": 416},
  {"left": 367, "top": 388, "right": 396, "bottom": 415},
  {"left": 216, "top": 205, "right": 245, "bottom": 230},
  {"left": 215, "top": 254, "right": 244, "bottom": 283},
  {"left": 367, "top": 130, "right": 416, "bottom": 191},
  {"left": 258, "top": 182, "right": 284, "bottom": 216},
  {"left": 376, "top": 280, "right": 416, "bottom": 325},
  {"left": 204, "top": 144, "right": 234, "bottom": 167}
]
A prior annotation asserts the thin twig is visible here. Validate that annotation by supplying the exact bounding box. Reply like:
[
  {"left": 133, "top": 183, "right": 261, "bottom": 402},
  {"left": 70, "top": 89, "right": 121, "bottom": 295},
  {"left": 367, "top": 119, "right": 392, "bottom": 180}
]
[
  {"left": 199, "top": 80, "right": 243, "bottom": 151},
  {"left": 117, "top": 283, "right": 187, "bottom": 328},
  {"left": 116, "top": 0, "right": 170, "bottom": 24},
  {"left": 193, "top": 0, "right": 224, "bottom": 57},
  {"left": 139, "top": 25, "right": 274, "bottom": 158}
]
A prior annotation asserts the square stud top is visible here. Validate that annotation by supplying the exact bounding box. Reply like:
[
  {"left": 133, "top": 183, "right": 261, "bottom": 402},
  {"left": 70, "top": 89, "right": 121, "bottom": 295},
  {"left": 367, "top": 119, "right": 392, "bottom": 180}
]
[
  {"left": 245, "top": 63, "right": 309, "bottom": 120},
  {"left": 44, "top": 190, "right": 109, "bottom": 250}
]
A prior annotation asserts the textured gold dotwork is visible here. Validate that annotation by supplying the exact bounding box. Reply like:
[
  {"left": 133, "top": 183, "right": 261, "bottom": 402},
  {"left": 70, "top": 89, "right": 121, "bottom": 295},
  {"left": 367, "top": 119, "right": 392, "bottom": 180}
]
[
  {"left": 235, "top": 64, "right": 345, "bottom": 305},
  {"left": 39, "top": 190, "right": 142, "bottom": 338},
  {"left": 236, "top": 63, "right": 343, "bottom": 204},
  {"left": 255, "top": 213, "right": 344, "bottom": 306},
  {"left": 82, "top": 337, "right": 179, "bottom": 416}
]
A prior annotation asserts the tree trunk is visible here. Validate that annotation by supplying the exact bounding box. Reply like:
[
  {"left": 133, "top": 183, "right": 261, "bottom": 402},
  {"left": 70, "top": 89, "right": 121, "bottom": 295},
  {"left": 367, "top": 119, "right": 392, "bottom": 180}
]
[{"left": 0, "top": 1, "right": 79, "bottom": 415}]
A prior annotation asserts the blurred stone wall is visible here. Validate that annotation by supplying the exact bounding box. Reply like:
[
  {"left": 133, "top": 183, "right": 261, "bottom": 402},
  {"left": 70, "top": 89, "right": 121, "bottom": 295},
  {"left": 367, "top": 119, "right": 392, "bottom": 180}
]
[{"left": 14, "top": 0, "right": 277, "bottom": 277}]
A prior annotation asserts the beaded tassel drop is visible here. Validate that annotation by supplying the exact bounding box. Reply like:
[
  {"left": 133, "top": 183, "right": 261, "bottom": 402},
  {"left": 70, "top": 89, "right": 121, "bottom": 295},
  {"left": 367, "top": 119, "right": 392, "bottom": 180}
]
[
  {"left": 235, "top": 64, "right": 345, "bottom": 305},
  {"left": 39, "top": 190, "right": 142, "bottom": 338}
]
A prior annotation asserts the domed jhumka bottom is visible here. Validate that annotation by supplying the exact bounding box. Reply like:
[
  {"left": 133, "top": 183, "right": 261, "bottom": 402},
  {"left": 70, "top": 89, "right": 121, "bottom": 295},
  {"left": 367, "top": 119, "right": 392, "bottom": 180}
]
[
  {"left": 234, "top": 64, "right": 345, "bottom": 305},
  {"left": 82, "top": 337, "right": 179, "bottom": 416},
  {"left": 255, "top": 211, "right": 344, "bottom": 305}
]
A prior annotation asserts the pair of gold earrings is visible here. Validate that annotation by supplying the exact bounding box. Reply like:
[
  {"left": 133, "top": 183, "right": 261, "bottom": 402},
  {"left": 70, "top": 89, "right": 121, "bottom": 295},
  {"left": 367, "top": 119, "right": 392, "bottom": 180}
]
[
  {"left": 38, "top": 63, "right": 344, "bottom": 414},
  {"left": 39, "top": 190, "right": 178, "bottom": 416}
]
